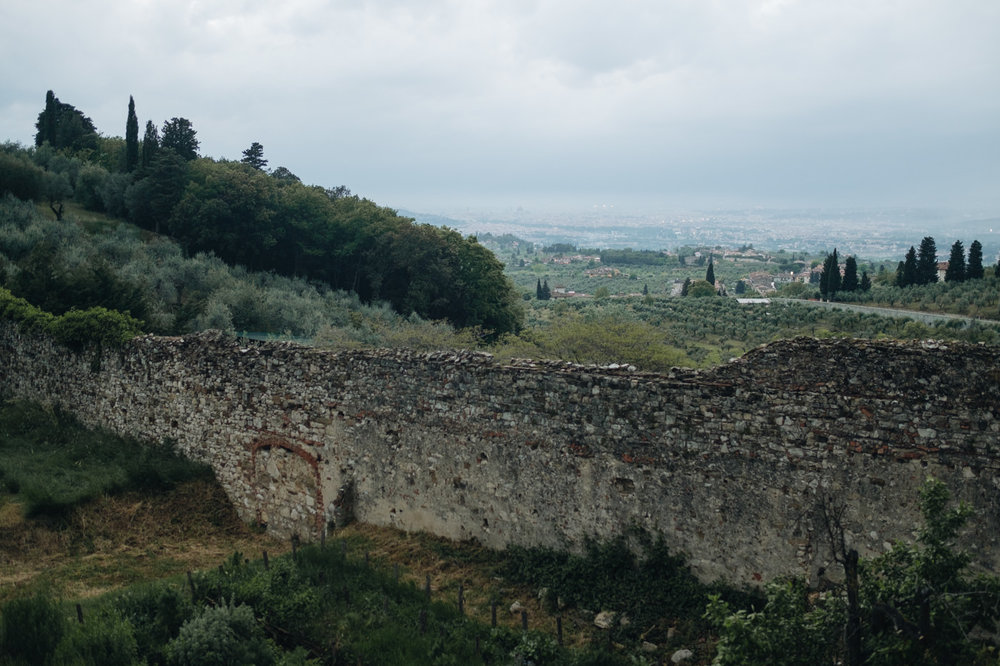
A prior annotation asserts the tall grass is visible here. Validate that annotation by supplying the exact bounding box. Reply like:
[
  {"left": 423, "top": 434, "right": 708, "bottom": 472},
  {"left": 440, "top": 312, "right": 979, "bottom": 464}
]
[{"left": 0, "top": 400, "right": 212, "bottom": 518}]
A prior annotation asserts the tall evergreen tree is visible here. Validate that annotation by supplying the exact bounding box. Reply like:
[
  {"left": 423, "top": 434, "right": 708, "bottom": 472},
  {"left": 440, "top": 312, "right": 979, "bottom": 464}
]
[
  {"left": 34, "top": 90, "right": 98, "bottom": 152},
  {"left": 241, "top": 142, "right": 268, "bottom": 170},
  {"left": 859, "top": 271, "right": 872, "bottom": 292},
  {"left": 541, "top": 279, "right": 551, "bottom": 300},
  {"left": 944, "top": 240, "right": 966, "bottom": 282},
  {"left": 536, "top": 278, "right": 543, "bottom": 300},
  {"left": 681, "top": 277, "right": 691, "bottom": 297},
  {"left": 160, "top": 117, "right": 199, "bottom": 160},
  {"left": 39, "top": 90, "right": 57, "bottom": 146},
  {"left": 819, "top": 249, "right": 841, "bottom": 300},
  {"left": 125, "top": 95, "right": 139, "bottom": 173},
  {"left": 705, "top": 256, "right": 715, "bottom": 285},
  {"left": 899, "top": 246, "right": 918, "bottom": 287},
  {"left": 916, "top": 236, "right": 938, "bottom": 285},
  {"left": 125, "top": 96, "right": 139, "bottom": 172},
  {"left": 842, "top": 255, "right": 859, "bottom": 292},
  {"left": 967, "top": 240, "right": 984, "bottom": 280},
  {"left": 141, "top": 120, "right": 159, "bottom": 170}
]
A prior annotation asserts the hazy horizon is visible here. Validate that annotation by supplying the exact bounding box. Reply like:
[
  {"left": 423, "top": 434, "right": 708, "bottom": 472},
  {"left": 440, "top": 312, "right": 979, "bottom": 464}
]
[{"left": 3, "top": 1, "right": 999, "bottom": 214}]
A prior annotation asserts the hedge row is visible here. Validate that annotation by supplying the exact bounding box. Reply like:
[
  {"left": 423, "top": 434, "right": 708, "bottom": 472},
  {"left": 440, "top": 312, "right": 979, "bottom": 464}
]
[{"left": 0, "top": 287, "right": 143, "bottom": 351}]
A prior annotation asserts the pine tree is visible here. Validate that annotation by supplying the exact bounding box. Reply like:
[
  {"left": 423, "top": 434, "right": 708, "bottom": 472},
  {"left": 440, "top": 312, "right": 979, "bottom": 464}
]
[
  {"left": 241, "top": 142, "right": 268, "bottom": 170},
  {"left": 944, "top": 240, "right": 966, "bottom": 282},
  {"left": 141, "top": 120, "right": 159, "bottom": 170},
  {"left": 916, "top": 236, "right": 938, "bottom": 284},
  {"left": 125, "top": 96, "right": 139, "bottom": 172},
  {"left": 842, "top": 256, "right": 859, "bottom": 292},
  {"left": 967, "top": 240, "right": 984, "bottom": 280},
  {"left": 160, "top": 117, "right": 199, "bottom": 160},
  {"left": 705, "top": 256, "right": 715, "bottom": 285}
]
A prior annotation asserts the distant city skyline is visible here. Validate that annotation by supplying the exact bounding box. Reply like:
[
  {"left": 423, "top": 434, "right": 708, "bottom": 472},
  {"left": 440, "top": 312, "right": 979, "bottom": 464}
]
[{"left": 2, "top": 1, "right": 998, "bottom": 213}]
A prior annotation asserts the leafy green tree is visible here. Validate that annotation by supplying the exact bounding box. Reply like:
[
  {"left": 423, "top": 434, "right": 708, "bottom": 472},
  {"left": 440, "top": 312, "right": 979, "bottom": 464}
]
[
  {"left": 270, "top": 166, "right": 300, "bottom": 184},
  {"left": 126, "top": 150, "right": 189, "bottom": 233},
  {"left": 966, "top": 240, "right": 984, "bottom": 280},
  {"left": 706, "top": 579, "right": 843, "bottom": 666},
  {"left": 916, "top": 236, "right": 938, "bottom": 285},
  {"left": 160, "top": 117, "right": 199, "bottom": 160},
  {"left": 43, "top": 171, "right": 73, "bottom": 220},
  {"left": 706, "top": 256, "right": 715, "bottom": 284},
  {"left": 241, "top": 141, "right": 268, "bottom": 170},
  {"left": 0, "top": 147, "right": 44, "bottom": 200},
  {"left": 841, "top": 255, "right": 859, "bottom": 292},
  {"left": 167, "top": 159, "right": 279, "bottom": 270},
  {"left": 944, "top": 240, "right": 966, "bottom": 282},
  {"left": 75, "top": 163, "right": 110, "bottom": 211},
  {"left": 860, "top": 478, "right": 998, "bottom": 665},
  {"left": 687, "top": 279, "right": 717, "bottom": 297},
  {"left": 141, "top": 120, "right": 159, "bottom": 170},
  {"left": 125, "top": 96, "right": 139, "bottom": 172}
]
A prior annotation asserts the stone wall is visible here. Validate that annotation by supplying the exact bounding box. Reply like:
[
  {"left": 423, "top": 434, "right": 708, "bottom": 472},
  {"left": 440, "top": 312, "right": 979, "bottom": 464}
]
[{"left": 2, "top": 323, "right": 998, "bottom": 584}]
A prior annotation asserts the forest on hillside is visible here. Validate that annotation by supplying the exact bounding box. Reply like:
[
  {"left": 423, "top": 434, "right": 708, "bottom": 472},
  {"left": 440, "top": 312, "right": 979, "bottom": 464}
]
[{"left": 0, "top": 91, "right": 523, "bottom": 337}]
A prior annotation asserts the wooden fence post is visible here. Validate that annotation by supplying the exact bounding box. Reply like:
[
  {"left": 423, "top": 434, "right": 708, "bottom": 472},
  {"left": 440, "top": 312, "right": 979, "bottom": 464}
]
[
  {"left": 458, "top": 583, "right": 464, "bottom": 615},
  {"left": 262, "top": 550, "right": 269, "bottom": 570},
  {"left": 521, "top": 610, "right": 528, "bottom": 631},
  {"left": 76, "top": 603, "right": 84, "bottom": 624}
]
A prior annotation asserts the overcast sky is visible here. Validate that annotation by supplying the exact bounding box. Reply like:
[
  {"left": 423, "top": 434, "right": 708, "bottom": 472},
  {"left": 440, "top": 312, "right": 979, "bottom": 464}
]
[{"left": 2, "top": 0, "right": 998, "bottom": 212}]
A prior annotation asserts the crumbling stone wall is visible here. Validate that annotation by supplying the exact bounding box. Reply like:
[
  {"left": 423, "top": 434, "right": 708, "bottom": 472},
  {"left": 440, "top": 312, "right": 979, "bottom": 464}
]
[{"left": 2, "top": 323, "right": 997, "bottom": 584}]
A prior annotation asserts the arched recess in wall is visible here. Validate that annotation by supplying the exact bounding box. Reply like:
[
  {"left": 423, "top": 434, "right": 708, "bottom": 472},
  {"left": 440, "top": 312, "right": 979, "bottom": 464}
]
[{"left": 249, "top": 437, "right": 325, "bottom": 539}]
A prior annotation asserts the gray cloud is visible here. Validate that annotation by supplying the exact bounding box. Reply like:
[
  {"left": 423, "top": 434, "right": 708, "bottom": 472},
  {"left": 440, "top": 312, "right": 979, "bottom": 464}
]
[{"left": 2, "top": 0, "right": 998, "bottom": 210}]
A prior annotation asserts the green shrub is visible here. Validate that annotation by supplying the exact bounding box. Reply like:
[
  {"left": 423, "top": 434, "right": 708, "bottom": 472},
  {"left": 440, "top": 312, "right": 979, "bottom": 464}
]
[
  {"left": 0, "top": 593, "right": 67, "bottom": 665},
  {"left": 166, "top": 600, "right": 276, "bottom": 666},
  {"left": 51, "top": 609, "right": 138, "bottom": 666},
  {"left": 113, "top": 583, "right": 193, "bottom": 665}
]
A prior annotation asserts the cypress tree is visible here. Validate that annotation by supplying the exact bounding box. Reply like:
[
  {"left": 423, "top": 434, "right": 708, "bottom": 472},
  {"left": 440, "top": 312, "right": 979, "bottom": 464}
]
[
  {"left": 820, "top": 249, "right": 841, "bottom": 300},
  {"left": 125, "top": 96, "right": 139, "bottom": 172},
  {"left": 37, "top": 90, "right": 57, "bottom": 146},
  {"left": 944, "top": 240, "right": 966, "bottom": 282},
  {"left": 141, "top": 120, "right": 159, "bottom": 170},
  {"left": 899, "top": 246, "right": 918, "bottom": 287},
  {"left": 967, "top": 240, "right": 984, "bottom": 280},
  {"left": 916, "top": 236, "right": 938, "bottom": 284},
  {"left": 859, "top": 271, "right": 872, "bottom": 292},
  {"left": 842, "top": 256, "right": 859, "bottom": 292},
  {"left": 541, "top": 279, "right": 551, "bottom": 300},
  {"left": 705, "top": 256, "right": 715, "bottom": 285},
  {"left": 536, "top": 279, "right": 543, "bottom": 300},
  {"left": 681, "top": 277, "right": 691, "bottom": 297}
]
